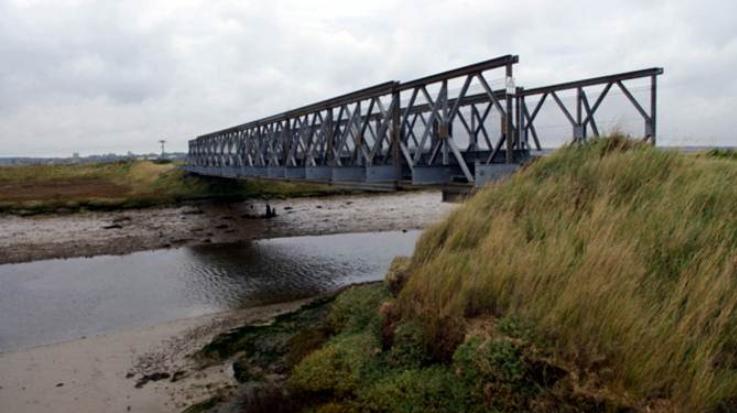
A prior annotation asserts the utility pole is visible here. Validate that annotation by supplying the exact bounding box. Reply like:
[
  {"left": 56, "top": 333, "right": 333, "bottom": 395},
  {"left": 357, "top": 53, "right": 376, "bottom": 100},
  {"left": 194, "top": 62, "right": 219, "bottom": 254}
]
[{"left": 158, "top": 139, "right": 167, "bottom": 159}]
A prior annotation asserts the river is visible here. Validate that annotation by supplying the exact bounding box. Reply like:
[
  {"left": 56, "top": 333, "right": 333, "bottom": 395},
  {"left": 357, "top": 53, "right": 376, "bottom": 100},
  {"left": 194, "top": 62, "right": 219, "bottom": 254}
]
[{"left": 0, "top": 230, "right": 420, "bottom": 352}]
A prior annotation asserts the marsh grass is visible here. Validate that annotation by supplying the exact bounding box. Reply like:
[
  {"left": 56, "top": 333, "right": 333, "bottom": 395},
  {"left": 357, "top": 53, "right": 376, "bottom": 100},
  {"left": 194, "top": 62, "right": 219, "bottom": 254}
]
[
  {"left": 399, "top": 135, "right": 737, "bottom": 410},
  {"left": 704, "top": 148, "right": 737, "bottom": 161},
  {"left": 0, "top": 160, "right": 348, "bottom": 214}
]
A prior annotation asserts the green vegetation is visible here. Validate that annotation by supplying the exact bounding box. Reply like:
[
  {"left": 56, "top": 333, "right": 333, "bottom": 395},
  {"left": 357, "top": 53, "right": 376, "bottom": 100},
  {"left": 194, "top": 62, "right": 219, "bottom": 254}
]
[
  {"left": 197, "top": 295, "right": 336, "bottom": 373},
  {"left": 400, "top": 136, "right": 737, "bottom": 411},
  {"left": 704, "top": 148, "right": 737, "bottom": 161},
  {"left": 0, "top": 161, "right": 349, "bottom": 214},
  {"left": 192, "top": 282, "right": 587, "bottom": 412},
  {"left": 189, "top": 136, "right": 737, "bottom": 412},
  {"left": 284, "top": 283, "right": 585, "bottom": 412}
]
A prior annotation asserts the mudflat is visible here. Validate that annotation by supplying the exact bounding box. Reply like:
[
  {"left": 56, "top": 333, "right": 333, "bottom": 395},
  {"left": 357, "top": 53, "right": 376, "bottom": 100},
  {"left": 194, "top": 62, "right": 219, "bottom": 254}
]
[
  {"left": 0, "top": 191, "right": 455, "bottom": 264},
  {"left": 0, "top": 298, "right": 316, "bottom": 413}
]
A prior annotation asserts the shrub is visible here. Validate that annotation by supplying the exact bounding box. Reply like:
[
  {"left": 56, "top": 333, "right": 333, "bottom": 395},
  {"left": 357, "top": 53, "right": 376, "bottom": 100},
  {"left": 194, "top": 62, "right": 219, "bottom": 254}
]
[
  {"left": 357, "top": 366, "right": 476, "bottom": 413},
  {"left": 327, "top": 284, "right": 389, "bottom": 334},
  {"left": 386, "top": 321, "right": 430, "bottom": 368},
  {"left": 288, "top": 331, "right": 379, "bottom": 396},
  {"left": 453, "top": 337, "right": 538, "bottom": 410},
  {"left": 496, "top": 316, "right": 536, "bottom": 342}
]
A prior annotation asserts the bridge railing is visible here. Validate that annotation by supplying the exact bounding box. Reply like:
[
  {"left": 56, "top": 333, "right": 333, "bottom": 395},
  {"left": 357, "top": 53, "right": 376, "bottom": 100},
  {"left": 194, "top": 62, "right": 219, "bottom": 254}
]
[
  {"left": 519, "top": 67, "right": 664, "bottom": 148},
  {"left": 394, "top": 55, "right": 518, "bottom": 183},
  {"left": 187, "top": 55, "right": 663, "bottom": 185}
]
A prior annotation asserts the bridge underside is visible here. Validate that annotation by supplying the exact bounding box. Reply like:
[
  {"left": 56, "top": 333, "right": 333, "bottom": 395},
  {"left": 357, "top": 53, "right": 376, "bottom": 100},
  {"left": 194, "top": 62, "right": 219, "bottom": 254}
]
[
  {"left": 185, "top": 147, "right": 529, "bottom": 188},
  {"left": 186, "top": 55, "right": 662, "bottom": 188}
]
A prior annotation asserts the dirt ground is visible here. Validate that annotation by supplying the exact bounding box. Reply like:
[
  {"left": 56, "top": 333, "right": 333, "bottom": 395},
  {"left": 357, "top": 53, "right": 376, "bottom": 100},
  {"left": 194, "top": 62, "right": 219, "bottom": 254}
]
[{"left": 0, "top": 191, "right": 456, "bottom": 264}]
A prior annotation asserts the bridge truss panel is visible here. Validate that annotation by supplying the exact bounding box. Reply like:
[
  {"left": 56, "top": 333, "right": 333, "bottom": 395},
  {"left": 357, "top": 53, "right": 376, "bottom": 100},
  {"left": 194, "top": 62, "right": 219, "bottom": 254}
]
[{"left": 186, "top": 56, "right": 663, "bottom": 186}]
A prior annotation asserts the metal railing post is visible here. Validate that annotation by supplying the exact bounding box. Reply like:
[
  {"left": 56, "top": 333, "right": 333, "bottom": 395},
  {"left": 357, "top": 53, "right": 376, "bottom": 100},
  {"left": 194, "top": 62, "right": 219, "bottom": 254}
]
[
  {"left": 391, "top": 89, "right": 401, "bottom": 183},
  {"left": 505, "top": 63, "right": 515, "bottom": 164},
  {"left": 649, "top": 74, "right": 657, "bottom": 145}
]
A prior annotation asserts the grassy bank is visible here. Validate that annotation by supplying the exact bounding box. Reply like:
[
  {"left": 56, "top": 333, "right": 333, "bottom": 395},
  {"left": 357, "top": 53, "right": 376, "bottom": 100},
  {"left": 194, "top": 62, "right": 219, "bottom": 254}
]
[
  {"left": 0, "top": 161, "right": 350, "bottom": 214},
  {"left": 190, "top": 137, "right": 737, "bottom": 412},
  {"left": 396, "top": 137, "right": 737, "bottom": 411}
]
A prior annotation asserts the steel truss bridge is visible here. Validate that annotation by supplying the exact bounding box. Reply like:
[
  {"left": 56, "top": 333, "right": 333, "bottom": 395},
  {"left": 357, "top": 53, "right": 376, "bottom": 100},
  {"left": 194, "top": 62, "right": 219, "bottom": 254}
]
[{"left": 185, "top": 55, "right": 663, "bottom": 187}]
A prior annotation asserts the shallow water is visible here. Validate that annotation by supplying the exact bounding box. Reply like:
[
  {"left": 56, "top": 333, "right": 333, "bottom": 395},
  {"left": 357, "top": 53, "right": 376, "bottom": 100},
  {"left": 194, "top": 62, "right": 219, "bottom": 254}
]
[{"left": 0, "top": 230, "right": 420, "bottom": 352}]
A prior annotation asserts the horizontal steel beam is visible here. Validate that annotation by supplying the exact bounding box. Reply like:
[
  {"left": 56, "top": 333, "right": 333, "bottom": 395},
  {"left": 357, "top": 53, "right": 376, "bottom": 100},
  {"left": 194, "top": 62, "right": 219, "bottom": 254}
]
[
  {"left": 408, "top": 90, "right": 508, "bottom": 115},
  {"left": 522, "top": 67, "right": 664, "bottom": 96},
  {"left": 192, "top": 89, "right": 510, "bottom": 144},
  {"left": 282, "top": 81, "right": 397, "bottom": 121},
  {"left": 398, "top": 55, "right": 519, "bottom": 91},
  {"left": 200, "top": 81, "right": 399, "bottom": 139},
  {"left": 194, "top": 55, "right": 520, "bottom": 141}
]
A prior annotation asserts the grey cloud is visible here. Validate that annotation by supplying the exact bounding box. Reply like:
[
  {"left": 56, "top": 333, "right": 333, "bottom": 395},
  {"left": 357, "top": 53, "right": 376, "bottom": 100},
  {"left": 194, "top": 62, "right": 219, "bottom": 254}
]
[
  {"left": 0, "top": 0, "right": 735, "bottom": 156},
  {"left": 0, "top": 1, "right": 174, "bottom": 110}
]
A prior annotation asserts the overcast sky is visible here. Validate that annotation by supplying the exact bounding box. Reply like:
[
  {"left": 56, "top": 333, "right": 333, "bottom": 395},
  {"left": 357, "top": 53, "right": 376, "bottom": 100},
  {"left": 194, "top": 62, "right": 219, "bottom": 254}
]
[{"left": 0, "top": 0, "right": 735, "bottom": 156}]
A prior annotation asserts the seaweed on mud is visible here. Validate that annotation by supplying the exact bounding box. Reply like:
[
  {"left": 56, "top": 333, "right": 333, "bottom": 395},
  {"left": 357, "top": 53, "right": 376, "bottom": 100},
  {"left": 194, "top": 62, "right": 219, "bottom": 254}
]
[{"left": 196, "top": 295, "right": 336, "bottom": 370}]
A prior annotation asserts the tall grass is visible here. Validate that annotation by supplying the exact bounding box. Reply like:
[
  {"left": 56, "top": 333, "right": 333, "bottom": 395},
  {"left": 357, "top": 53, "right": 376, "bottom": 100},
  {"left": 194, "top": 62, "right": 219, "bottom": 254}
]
[
  {"left": 0, "top": 160, "right": 347, "bottom": 213},
  {"left": 0, "top": 161, "right": 133, "bottom": 182},
  {"left": 399, "top": 136, "right": 737, "bottom": 410}
]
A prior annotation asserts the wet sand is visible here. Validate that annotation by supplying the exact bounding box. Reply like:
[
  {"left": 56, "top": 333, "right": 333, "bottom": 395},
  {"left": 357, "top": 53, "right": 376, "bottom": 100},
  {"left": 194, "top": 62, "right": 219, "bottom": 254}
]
[
  {"left": 0, "top": 298, "right": 316, "bottom": 413},
  {"left": 0, "top": 191, "right": 454, "bottom": 265}
]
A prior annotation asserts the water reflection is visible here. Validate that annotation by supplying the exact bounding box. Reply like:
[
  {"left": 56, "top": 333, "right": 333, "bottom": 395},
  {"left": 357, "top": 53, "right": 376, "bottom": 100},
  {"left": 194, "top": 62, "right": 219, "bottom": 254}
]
[{"left": 0, "top": 230, "right": 419, "bottom": 352}]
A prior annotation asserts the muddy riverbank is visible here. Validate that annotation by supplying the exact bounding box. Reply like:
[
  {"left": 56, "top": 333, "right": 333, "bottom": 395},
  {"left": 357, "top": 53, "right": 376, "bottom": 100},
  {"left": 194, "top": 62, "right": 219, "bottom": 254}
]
[
  {"left": 0, "top": 190, "right": 456, "bottom": 412},
  {"left": 0, "top": 297, "right": 321, "bottom": 413},
  {"left": 0, "top": 191, "right": 454, "bottom": 265}
]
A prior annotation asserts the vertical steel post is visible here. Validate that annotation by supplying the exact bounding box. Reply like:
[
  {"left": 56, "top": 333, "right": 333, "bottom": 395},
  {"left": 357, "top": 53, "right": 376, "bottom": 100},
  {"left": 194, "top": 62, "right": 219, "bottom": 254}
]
[
  {"left": 505, "top": 64, "right": 515, "bottom": 163},
  {"left": 650, "top": 74, "right": 657, "bottom": 145},
  {"left": 326, "top": 109, "right": 334, "bottom": 166},
  {"left": 354, "top": 101, "right": 361, "bottom": 166},
  {"left": 470, "top": 105, "right": 478, "bottom": 151},
  {"left": 283, "top": 119, "right": 291, "bottom": 166},
  {"left": 576, "top": 87, "right": 583, "bottom": 142},
  {"left": 441, "top": 80, "right": 449, "bottom": 165},
  {"left": 391, "top": 89, "right": 402, "bottom": 183},
  {"left": 515, "top": 87, "right": 522, "bottom": 150}
]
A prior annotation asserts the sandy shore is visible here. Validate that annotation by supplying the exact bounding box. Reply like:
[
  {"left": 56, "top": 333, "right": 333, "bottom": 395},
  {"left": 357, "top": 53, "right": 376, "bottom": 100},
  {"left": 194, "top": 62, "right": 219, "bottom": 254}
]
[
  {"left": 0, "top": 191, "right": 454, "bottom": 264},
  {"left": 0, "top": 299, "right": 316, "bottom": 413}
]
